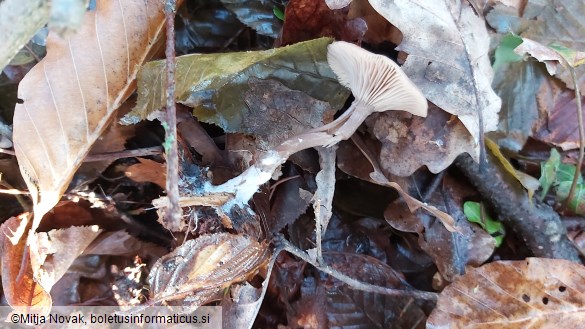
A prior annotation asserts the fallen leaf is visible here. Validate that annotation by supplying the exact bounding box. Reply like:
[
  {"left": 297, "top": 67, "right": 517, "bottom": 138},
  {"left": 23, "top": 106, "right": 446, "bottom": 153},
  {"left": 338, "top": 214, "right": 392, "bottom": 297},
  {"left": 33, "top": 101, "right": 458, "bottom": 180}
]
[
  {"left": 175, "top": 0, "right": 244, "bottom": 54},
  {"left": 289, "top": 252, "right": 427, "bottom": 329},
  {"left": 125, "top": 158, "right": 166, "bottom": 189},
  {"left": 0, "top": 213, "right": 51, "bottom": 314},
  {"left": 29, "top": 226, "right": 102, "bottom": 304},
  {"left": 427, "top": 258, "right": 585, "bottom": 328},
  {"left": 313, "top": 147, "right": 336, "bottom": 233},
  {"left": 367, "top": 105, "right": 475, "bottom": 176},
  {"left": 522, "top": 0, "right": 585, "bottom": 91},
  {"left": 13, "top": 0, "right": 177, "bottom": 231},
  {"left": 241, "top": 78, "right": 336, "bottom": 149},
  {"left": 490, "top": 34, "right": 547, "bottom": 151},
  {"left": 280, "top": 0, "right": 367, "bottom": 46},
  {"left": 514, "top": 37, "right": 585, "bottom": 76},
  {"left": 533, "top": 76, "right": 585, "bottom": 150},
  {"left": 127, "top": 38, "right": 349, "bottom": 133},
  {"left": 368, "top": 0, "right": 501, "bottom": 160},
  {"left": 221, "top": 0, "right": 283, "bottom": 38},
  {"left": 149, "top": 233, "right": 270, "bottom": 304},
  {"left": 486, "top": 137, "right": 540, "bottom": 200}
]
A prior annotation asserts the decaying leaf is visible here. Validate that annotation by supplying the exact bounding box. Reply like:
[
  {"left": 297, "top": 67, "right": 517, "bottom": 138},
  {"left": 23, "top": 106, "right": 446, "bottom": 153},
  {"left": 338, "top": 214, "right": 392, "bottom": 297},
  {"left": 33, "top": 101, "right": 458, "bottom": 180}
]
[
  {"left": 127, "top": 37, "right": 349, "bottom": 131},
  {"left": 149, "top": 233, "right": 270, "bottom": 304},
  {"left": 0, "top": 214, "right": 51, "bottom": 314},
  {"left": 490, "top": 33, "right": 547, "bottom": 150},
  {"left": 289, "top": 252, "right": 427, "bottom": 329},
  {"left": 241, "top": 78, "right": 336, "bottom": 149},
  {"left": 13, "top": 0, "right": 176, "bottom": 232},
  {"left": 280, "top": 0, "right": 367, "bottom": 46},
  {"left": 29, "top": 225, "right": 102, "bottom": 300},
  {"left": 368, "top": 0, "right": 501, "bottom": 162},
  {"left": 125, "top": 158, "right": 166, "bottom": 189},
  {"left": 221, "top": 0, "right": 282, "bottom": 38},
  {"left": 522, "top": 0, "right": 585, "bottom": 91},
  {"left": 313, "top": 147, "right": 336, "bottom": 233},
  {"left": 367, "top": 105, "right": 475, "bottom": 176},
  {"left": 486, "top": 137, "right": 540, "bottom": 200},
  {"left": 427, "top": 258, "right": 585, "bottom": 328},
  {"left": 534, "top": 77, "right": 585, "bottom": 150}
]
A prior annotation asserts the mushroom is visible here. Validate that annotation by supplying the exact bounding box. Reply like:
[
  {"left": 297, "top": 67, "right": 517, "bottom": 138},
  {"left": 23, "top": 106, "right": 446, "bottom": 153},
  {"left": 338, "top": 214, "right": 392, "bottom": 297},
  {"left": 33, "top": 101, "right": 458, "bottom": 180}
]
[
  {"left": 316, "top": 41, "right": 428, "bottom": 147},
  {"left": 203, "top": 41, "right": 428, "bottom": 209}
]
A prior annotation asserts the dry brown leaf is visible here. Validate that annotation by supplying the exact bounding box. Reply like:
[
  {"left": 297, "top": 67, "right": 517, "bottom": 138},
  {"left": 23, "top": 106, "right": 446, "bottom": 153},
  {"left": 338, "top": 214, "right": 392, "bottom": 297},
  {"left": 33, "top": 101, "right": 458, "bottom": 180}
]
[
  {"left": 534, "top": 77, "right": 584, "bottom": 150},
  {"left": 368, "top": 0, "right": 501, "bottom": 162},
  {"left": 13, "top": 0, "right": 177, "bottom": 232},
  {"left": 0, "top": 213, "right": 51, "bottom": 314},
  {"left": 149, "top": 233, "right": 270, "bottom": 305},
  {"left": 427, "top": 258, "right": 585, "bottom": 328},
  {"left": 125, "top": 158, "right": 166, "bottom": 189},
  {"left": 367, "top": 105, "right": 475, "bottom": 176},
  {"left": 28, "top": 226, "right": 102, "bottom": 304}
]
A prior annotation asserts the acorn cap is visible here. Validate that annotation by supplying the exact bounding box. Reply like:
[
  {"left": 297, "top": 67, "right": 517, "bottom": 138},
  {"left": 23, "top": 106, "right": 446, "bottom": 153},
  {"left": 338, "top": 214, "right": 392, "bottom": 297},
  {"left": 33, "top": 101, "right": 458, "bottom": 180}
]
[{"left": 327, "top": 41, "right": 428, "bottom": 117}]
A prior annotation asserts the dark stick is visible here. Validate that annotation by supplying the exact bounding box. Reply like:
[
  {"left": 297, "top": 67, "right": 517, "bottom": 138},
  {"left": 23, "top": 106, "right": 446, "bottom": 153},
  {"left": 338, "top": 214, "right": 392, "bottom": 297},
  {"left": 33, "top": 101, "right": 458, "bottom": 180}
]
[
  {"left": 455, "top": 153, "right": 581, "bottom": 262},
  {"left": 275, "top": 235, "right": 439, "bottom": 301},
  {"left": 163, "top": 0, "right": 182, "bottom": 231}
]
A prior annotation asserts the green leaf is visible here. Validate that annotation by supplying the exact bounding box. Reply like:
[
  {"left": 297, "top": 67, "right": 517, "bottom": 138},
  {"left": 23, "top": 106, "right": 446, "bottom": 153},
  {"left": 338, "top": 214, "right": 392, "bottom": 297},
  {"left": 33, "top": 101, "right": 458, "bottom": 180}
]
[
  {"left": 126, "top": 38, "right": 349, "bottom": 133},
  {"left": 463, "top": 201, "right": 505, "bottom": 247},
  {"left": 273, "top": 6, "right": 284, "bottom": 21},
  {"left": 539, "top": 148, "right": 560, "bottom": 200},
  {"left": 493, "top": 235, "right": 504, "bottom": 247},
  {"left": 463, "top": 201, "right": 484, "bottom": 228},
  {"left": 556, "top": 181, "right": 585, "bottom": 215},
  {"left": 549, "top": 43, "right": 585, "bottom": 68},
  {"left": 556, "top": 163, "right": 582, "bottom": 184},
  {"left": 493, "top": 33, "right": 524, "bottom": 72}
]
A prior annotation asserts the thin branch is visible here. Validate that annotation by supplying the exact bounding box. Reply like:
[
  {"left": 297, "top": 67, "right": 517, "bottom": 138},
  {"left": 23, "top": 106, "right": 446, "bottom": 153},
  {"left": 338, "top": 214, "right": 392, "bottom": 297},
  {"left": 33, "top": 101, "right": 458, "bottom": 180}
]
[
  {"left": 276, "top": 235, "right": 439, "bottom": 301},
  {"left": 163, "top": 0, "right": 182, "bottom": 231},
  {"left": 84, "top": 146, "right": 163, "bottom": 162},
  {"left": 0, "top": 148, "right": 15, "bottom": 156}
]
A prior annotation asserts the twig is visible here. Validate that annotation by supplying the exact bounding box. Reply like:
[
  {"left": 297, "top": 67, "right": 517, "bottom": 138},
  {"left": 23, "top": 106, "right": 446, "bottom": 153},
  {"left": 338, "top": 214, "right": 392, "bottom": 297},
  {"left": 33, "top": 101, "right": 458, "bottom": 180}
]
[
  {"left": 276, "top": 235, "right": 439, "bottom": 301},
  {"left": 563, "top": 68, "right": 583, "bottom": 211},
  {"left": 455, "top": 153, "right": 580, "bottom": 261},
  {"left": 314, "top": 198, "right": 324, "bottom": 264},
  {"left": 0, "top": 189, "right": 29, "bottom": 195},
  {"left": 163, "top": 0, "right": 182, "bottom": 231},
  {"left": 0, "top": 180, "right": 31, "bottom": 211},
  {"left": 1, "top": 147, "right": 163, "bottom": 160},
  {"left": 84, "top": 146, "right": 163, "bottom": 162},
  {"left": 0, "top": 148, "right": 15, "bottom": 156}
]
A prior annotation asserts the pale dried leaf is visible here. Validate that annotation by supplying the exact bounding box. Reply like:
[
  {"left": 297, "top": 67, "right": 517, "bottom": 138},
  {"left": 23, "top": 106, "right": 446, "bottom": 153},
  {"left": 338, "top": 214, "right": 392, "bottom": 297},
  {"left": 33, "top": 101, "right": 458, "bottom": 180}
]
[
  {"left": 427, "top": 258, "right": 585, "bottom": 328},
  {"left": 13, "top": 0, "right": 174, "bottom": 231},
  {"left": 523, "top": 0, "right": 585, "bottom": 91},
  {"left": 313, "top": 147, "right": 336, "bottom": 233},
  {"left": 149, "top": 233, "right": 270, "bottom": 304},
  {"left": 30, "top": 226, "right": 102, "bottom": 297},
  {"left": 368, "top": 0, "right": 501, "bottom": 161}
]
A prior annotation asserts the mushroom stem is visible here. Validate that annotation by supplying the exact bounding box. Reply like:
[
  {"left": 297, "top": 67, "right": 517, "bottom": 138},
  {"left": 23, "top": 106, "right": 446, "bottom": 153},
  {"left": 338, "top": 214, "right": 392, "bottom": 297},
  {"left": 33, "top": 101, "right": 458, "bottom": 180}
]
[{"left": 202, "top": 41, "right": 428, "bottom": 210}]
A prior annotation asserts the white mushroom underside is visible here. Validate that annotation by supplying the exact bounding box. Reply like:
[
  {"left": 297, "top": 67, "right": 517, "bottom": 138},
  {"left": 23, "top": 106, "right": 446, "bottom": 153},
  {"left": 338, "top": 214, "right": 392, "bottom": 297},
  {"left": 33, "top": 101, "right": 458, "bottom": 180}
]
[{"left": 327, "top": 41, "right": 428, "bottom": 117}]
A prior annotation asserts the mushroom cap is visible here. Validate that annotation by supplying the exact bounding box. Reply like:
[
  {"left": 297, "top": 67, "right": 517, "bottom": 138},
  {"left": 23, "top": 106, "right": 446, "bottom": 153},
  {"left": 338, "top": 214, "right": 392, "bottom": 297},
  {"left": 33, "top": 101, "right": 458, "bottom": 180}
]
[{"left": 327, "top": 41, "right": 427, "bottom": 117}]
